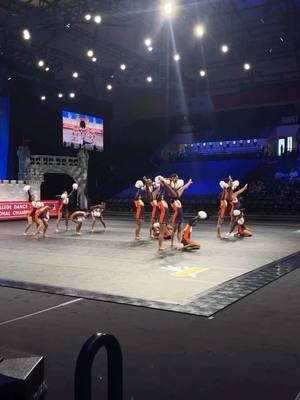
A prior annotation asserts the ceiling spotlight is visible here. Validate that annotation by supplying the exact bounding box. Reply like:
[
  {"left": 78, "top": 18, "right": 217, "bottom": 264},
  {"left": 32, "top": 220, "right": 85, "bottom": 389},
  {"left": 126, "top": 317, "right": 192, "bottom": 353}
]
[
  {"left": 120, "top": 64, "right": 126, "bottom": 70},
  {"left": 194, "top": 24, "right": 205, "bottom": 38},
  {"left": 144, "top": 38, "right": 152, "bottom": 47},
  {"left": 107, "top": 84, "right": 112, "bottom": 91},
  {"left": 84, "top": 14, "right": 92, "bottom": 21},
  {"left": 199, "top": 69, "right": 206, "bottom": 77},
  {"left": 244, "top": 63, "right": 251, "bottom": 70},
  {"left": 38, "top": 60, "right": 44, "bottom": 67},
  {"left": 72, "top": 71, "right": 79, "bottom": 78},
  {"left": 148, "top": 46, "right": 153, "bottom": 52},
  {"left": 162, "top": 2, "right": 175, "bottom": 18},
  {"left": 87, "top": 50, "right": 94, "bottom": 57},
  {"left": 7, "top": 77, "right": 12, "bottom": 81},
  {"left": 92, "top": 57, "right": 97, "bottom": 62},
  {"left": 41, "top": 95, "right": 46, "bottom": 101},
  {"left": 94, "top": 15, "right": 102, "bottom": 24},
  {"left": 58, "top": 93, "right": 63, "bottom": 98},
  {"left": 22, "top": 29, "right": 31, "bottom": 40},
  {"left": 45, "top": 67, "right": 50, "bottom": 72},
  {"left": 69, "top": 92, "right": 75, "bottom": 98},
  {"left": 174, "top": 53, "right": 180, "bottom": 61},
  {"left": 147, "top": 76, "right": 153, "bottom": 83},
  {"left": 221, "top": 44, "right": 229, "bottom": 53}
]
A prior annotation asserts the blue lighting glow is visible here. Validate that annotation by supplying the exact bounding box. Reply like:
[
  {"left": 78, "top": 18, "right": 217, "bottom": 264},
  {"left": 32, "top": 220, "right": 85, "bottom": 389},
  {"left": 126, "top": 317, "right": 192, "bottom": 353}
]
[{"left": 0, "top": 97, "right": 9, "bottom": 179}]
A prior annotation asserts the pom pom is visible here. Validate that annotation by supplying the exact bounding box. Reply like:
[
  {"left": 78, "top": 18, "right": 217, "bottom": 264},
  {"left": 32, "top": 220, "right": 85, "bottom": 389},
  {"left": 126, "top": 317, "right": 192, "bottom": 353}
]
[
  {"left": 154, "top": 176, "right": 162, "bottom": 184},
  {"left": 233, "top": 209, "right": 241, "bottom": 217},
  {"left": 77, "top": 217, "right": 85, "bottom": 223},
  {"left": 61, "top": 193, "right": 68, "bottom": 200},
  {"left": 135, "top": 180, "right": 144, "bottom": 189},
  {"left": 232, "top": 180, "right": 240, "bottom": 190},
  {"left": 174, "top": 179, "right": 184, "bottom": 189},
  {"left": 72, "top": 183, "right": 78, "bottom": 190},
  {"left": 238, "top": 217, "right": 245, "bottom": 225},
  {"left": 36, "top": 202, "right": 44, "bottom": 208},
  {"left": 23, "top": 185, "right": 31, "bottom": 192},
  {"left": 198, "top": 211, "right": 207, "bottom": 220},
  {"left": 153, "top": 222, "right": 160, "bottom": 229},
  {"left": 219, "top": 181, "right": 228, "bottom": 189}
]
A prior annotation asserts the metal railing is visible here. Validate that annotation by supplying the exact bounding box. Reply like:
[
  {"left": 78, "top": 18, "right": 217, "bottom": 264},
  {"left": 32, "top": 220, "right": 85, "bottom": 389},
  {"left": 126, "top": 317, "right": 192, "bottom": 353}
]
[{"left": 74, "top": 333, "right": 123, "bottom": 400}]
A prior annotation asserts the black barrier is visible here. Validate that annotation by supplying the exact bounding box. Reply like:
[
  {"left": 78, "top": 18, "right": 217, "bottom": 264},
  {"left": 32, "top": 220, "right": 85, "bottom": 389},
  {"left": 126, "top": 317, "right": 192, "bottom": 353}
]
[{"left": 74, "top": 333, "right": 123, "bottom": 400}]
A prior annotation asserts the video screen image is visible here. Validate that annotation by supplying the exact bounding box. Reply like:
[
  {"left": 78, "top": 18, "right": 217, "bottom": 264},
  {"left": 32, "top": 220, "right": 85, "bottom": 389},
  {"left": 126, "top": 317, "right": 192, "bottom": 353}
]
[{"left": 62, "top": 110, "right": 104, "bottom": 151}]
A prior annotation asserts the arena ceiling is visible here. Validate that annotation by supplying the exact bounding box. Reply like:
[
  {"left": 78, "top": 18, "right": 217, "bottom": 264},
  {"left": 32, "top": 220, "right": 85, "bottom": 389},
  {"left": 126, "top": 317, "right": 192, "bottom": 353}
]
[{"left": 1, "top": 0, "right": 300, "bottom": 99}]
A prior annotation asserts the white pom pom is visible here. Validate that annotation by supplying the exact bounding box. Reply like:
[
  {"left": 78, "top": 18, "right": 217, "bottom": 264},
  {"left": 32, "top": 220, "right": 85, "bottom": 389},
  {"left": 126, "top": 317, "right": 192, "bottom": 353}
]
[
  {"left": 154, "top": 176, "right": 162, "bottom": 184},
  {"left": 219, "top": 181, "right": 228, "bottom": 189},
  {"left": 233, "top": 209, "right": 241, "bottom": 217},
  {"left": 175, "top": 179, "right": 184, "bottom": 189},
  {"left": 135, "top": 180, "right": 144, "bottom": 189},
  {"left": 164, "top": 179, "right": 170, "bottom": 185},
  {"left": 36, "top": 202, "right": 44, "bottom": 208},
  {"left": 153, "top": 182, "right": 160, "bottom": 189},
  {"left": 153, "top": 222, "right": 160, "bottom": 229},
  {"left": 238, "top": 217, "right": 244, "bottom": 225},
  {"left": 198, "top": 211, "right": 207, "bottom": 220},
  {"left": 232, "top": 180, "right": 240, "bottom": 190},
  {"left": 23, "top": 185, "right": 31, "bottom": 192},
  {"left": 72, "top": 183, "right": 78, "bottom": 190},
  {"left": 61, "top": 193, "right": 68, "bottom": 200}
]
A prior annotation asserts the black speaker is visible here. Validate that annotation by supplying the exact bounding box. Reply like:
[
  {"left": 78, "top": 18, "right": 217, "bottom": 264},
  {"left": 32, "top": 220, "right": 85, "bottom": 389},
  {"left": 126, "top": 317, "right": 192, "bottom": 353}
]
[{"left": 0, "top": 347, "right": 46, "bottom": 399}]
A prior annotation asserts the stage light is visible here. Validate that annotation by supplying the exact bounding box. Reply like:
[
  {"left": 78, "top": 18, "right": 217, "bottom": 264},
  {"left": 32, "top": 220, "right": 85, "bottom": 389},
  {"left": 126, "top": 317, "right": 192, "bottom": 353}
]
[
  {"left": 84, "top": 14, "right": 91, "bottom": 21},
  {"left": 69, "top": 92, "right": 75, "bottom": 98},
  {"left": 162, "top": 2, "right": 175, "bottom": 18},
  {"left": 221, "top": 44, "right": 229, "bottom": 53},
  {"left": 244, "top": 63, "right": 251, "bottom": 70},
  {"left": 107, "top": 84, "right": 112, "bottom": 91},
  {"left": 23, "top": 29, "right": 31, "bottom": 40},
  {"left": 58, "top": 93, "right": 63, "bottom": 98},
  {"left": 94, "top": 15, "right": 102, "bottom": 24},
  {"left": 120, "top": 64, "right": 126, "bottom": 70},
  {"left": 194, "top": 24, "right": 205, "bottom": 38},
  {"left": 7, "top": 77, "right": 12, "bottom": 81},
  {"left": 144, "top": 38, "right": 152, "bottom": 47},
  {"left": 148, "top": 46, "right": 153, "bottom": 52},
  {"left": 220, "top": 142, "right": 223, "bottom": 146},
  {"left": 87, "top": 50, "right": 94, "bottom": 57},
  {"left": 92, "top": 57, "right": 97, "bottom": 62},
  {"left": 147, "top": 76, "right": 153, "bottom": 82},
  {"left": 199, "top": 69, "right": 206, "bottom": 77},
  {"left": 41, "top": 95, "right": 46, "bottom": 101},
  {"left": 174, "top": 53, "right": 180, "bottom": 61},
  {"left": 233, "top": 141, "right": 236, "bottom": 145},
  {"left": 72, "top": 71, "right": 79, "bottom": 78},
  {"left": 45, "top": 67, "right": 50, "bottom": 72},
  {"left": 247, "top": 140, "right": 251, "bottom": 144},
  {"left": 38, "top": 60, "right": 44, "bottom": 67}
]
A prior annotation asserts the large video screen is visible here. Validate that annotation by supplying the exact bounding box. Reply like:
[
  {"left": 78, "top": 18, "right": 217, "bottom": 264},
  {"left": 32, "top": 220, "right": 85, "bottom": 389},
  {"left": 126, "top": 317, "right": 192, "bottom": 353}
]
[{"left": 62, "top": 110, "right": 104, "bottom": 151}]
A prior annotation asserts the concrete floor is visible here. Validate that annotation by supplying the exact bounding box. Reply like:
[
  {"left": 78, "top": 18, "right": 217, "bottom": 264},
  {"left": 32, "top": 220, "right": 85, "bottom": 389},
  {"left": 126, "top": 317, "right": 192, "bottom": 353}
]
[{"left": 0, "top": 218, "right": 299, "bottom": 316}]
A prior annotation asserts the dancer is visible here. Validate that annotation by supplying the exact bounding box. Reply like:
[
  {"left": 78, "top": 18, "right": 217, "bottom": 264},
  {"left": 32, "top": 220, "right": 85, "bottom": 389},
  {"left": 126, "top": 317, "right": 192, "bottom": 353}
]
[
  {"left": 69, "top": 210, "right": 89, "bottom": 235},
  {"left": 180, "top": 211, "right": 207, "bottom": 251},
  {"left": 143, "top": 177, "right": 160, "bottom": 238},
  {"left": 151, "top": 222, "right": 173, "bottom": 240},
  {"left": 229, "top": 183, "right": 248, "bottom": 232},
  {"left": 216, "top": 177, "right": 239, "bottom": 238},
  {"left": 157, "top": 185, "right": 170, "bottom": 251},
  {"left": 134, "top": 181, "right": 145, "bottom": 240},
  {"left": 170, "top": 198, "right": 184, "bottom": 247},
  {"left": 229, "top": 209, "right": 253, "bottom": 238},
  {"left": 23, "top": 185, "right": 43, "bottom": 235},
  {"left": 33, "top": 204, "right": 55, "bottom": 239},
  {"left": 55, "top": 183, "right": 78, "bottom": 232},
  {"left": 90, "top": 202, "right": 106, "bottom": 232}
]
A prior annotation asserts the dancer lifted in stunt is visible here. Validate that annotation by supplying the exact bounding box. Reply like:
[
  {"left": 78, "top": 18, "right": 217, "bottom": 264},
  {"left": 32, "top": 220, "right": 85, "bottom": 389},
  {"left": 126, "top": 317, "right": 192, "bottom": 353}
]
[
  {"left": 216, "top": 176, "right": 239, "bottom": 239},
  {"left": 180, "top": 211, "right": 207, "bottom": 251},
  {"left": 90, "top": 202, "right": 106, "bottom": 232},
  {"left": 23, "top": 185, "right": 43, "bottom": 235},
  {"left": 55, "top": 183, "right": 78, "bottom": 232},
  {"left": 134, "top": 180, "right": 145, "bottom": 240},
  {"left": 33, "top": 204, "right": 55, "bottom": 239},
  {"left": 69, "top": 210, "right": 89, "bottom": 235}
]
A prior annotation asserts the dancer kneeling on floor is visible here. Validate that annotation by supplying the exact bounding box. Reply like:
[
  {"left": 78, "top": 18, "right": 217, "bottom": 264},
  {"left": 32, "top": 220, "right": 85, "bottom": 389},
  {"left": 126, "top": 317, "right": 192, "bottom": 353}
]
[
  {"left": 180, "top": 211, "right": 207, "bottom": 251},
  {"left": 228, "top": 209, "right": 252, "bottom": 238},
  {"left": 69, "top": 210, "right": 89, "bottom": 235},
  {"left": 33, "top": 204, "right": 55, "bottom": 239}
]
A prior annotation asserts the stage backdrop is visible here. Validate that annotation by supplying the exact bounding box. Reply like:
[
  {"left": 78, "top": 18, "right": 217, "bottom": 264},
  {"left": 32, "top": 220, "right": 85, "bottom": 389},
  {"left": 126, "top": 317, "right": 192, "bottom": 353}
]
[{"left": 0, "top": 200, "right": 59, "bottom": 221}]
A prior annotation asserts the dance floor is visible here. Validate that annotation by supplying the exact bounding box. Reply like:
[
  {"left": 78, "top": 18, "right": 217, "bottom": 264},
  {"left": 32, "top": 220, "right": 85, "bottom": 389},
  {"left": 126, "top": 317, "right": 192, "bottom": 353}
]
[{"left": 0, "top": 218, "right": 299, "bottom": 317}]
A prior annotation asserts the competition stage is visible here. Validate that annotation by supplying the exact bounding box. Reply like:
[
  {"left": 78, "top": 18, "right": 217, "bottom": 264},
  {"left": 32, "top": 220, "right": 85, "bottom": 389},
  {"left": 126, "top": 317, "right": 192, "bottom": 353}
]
[{"left": 0, "top": 217, "right": 299, "bottom": 318}]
